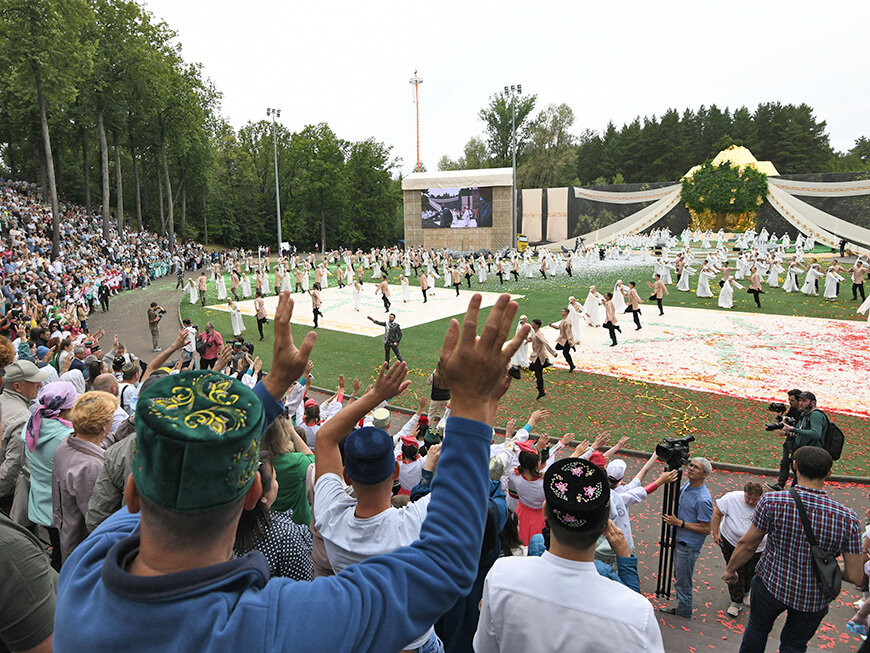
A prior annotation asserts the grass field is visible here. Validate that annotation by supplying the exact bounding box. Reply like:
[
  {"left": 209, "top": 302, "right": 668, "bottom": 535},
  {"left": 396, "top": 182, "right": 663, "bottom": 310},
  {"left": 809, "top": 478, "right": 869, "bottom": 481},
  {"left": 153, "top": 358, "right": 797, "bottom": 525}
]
[{"left": 180, "top": 259, "right": 870, "bottom": 476}]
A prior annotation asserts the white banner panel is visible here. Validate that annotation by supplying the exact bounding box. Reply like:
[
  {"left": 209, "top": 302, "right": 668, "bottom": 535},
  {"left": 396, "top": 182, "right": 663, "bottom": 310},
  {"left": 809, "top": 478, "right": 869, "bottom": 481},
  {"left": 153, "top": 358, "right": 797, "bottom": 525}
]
[
  {"left": 521, "top": 188, "right": 543, "bottom": 242},
  {"left": 546, "top": 188, "right": 569, "bottom": 242}
]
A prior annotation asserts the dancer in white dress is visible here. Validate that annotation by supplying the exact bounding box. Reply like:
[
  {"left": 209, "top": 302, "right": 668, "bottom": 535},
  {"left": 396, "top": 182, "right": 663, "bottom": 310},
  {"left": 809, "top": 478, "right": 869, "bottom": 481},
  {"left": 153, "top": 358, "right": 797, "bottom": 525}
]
[
  {"left": 478, "top": 257, "right": 487, "bottom": 283},
  {"left": 766, "top": 262, "right": 784, "bottom": 288},
  {"left": 567, "top": 298, "right": 584, "bottom": 338},
  {"left": 783, "top": 263, "right": 803, "bottom": 293},
  {"left": 187, "top": 279, "right": 197, "bottom": 305},
  {"left": 228, "top": 300, "right": 246, "bottom": 337},
  {"left": 800, "top": 264, "right": 822, "bottom": 296},
  {"left": 718, "top": 278, "right": 744, "bottom": 309},
  {"left": 510, "top": 315, "right": 530, "bottom": 368},
  {"left": 241, "top": 274, "right": 252, "bottom": 298},
  {"left": 677, "top": 263, "right": 694, "bottom": 292},
  {"left": 823, "top": 268, "right": 844, "bottom": 300},
  {"left": 612, "top": 282, "right": 627, "bottom": 313},
  {"left": 583, "top": 287, "right": 604, "bottom": 327},
  {"left": 352, "top": 281, "right": 361, "bottom": 311},
  {"left": 857, "top": 295, "right": 870, "bottom": 325},
  {"left": 400, "top": 275, "right": 410, "bottom": 303},
  {"left": 696, "top": 266, "right": 714, "bottom": 298},
  {"left": 216, "top": 274, "right": 227, "bottom": 300}
]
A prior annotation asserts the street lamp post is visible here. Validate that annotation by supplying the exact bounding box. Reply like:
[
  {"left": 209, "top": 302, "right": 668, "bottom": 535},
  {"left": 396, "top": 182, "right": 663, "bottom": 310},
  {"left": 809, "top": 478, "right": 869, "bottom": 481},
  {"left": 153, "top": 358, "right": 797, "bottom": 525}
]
[
  {"left": 504, "top": 84, "right": 522, "bottom": 250},
  {"left": 266, "top": 108, "right": 283, "bottom": 257}
]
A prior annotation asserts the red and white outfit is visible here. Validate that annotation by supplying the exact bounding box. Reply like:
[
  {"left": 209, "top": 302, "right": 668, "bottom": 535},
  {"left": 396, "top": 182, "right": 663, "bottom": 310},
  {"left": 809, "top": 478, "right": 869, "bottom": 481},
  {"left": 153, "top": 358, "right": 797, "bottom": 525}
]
[{"left": 506, "top": 441, "right": 564, "bottom": 545}]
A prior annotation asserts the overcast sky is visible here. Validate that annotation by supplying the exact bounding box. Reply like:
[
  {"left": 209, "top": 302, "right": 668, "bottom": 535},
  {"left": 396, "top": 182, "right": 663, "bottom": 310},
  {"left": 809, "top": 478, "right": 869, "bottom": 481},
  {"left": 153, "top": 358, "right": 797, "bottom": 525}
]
[{"left": 142, "top": 0, "right": 870, "bottom": 176}]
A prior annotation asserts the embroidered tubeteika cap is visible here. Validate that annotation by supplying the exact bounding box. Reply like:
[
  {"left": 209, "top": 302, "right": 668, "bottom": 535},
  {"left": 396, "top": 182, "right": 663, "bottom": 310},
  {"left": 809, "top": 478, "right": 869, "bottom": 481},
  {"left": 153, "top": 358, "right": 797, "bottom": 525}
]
[{"left": 132, "top": 371, "right": 264, "bottom": 514}]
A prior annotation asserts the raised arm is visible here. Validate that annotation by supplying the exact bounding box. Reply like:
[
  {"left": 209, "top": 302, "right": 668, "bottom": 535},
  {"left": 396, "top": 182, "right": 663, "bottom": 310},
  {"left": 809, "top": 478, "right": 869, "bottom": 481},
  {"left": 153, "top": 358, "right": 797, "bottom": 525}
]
[
  {"left": 262, "top": 291, "right": 317, "bottom": 401},
  {"left": 315, "top": 361, "right": 410, "bottom": 481}
]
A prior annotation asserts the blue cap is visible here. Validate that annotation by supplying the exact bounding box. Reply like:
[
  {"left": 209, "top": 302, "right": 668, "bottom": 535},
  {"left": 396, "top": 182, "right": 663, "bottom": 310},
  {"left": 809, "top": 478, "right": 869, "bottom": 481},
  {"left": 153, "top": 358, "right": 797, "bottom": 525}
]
[
  {"left": 343, "top": 426, "right": 396, "bottom": 485},
  {"left": 36, "top": 345, "right": 50, "bottom": 359}
]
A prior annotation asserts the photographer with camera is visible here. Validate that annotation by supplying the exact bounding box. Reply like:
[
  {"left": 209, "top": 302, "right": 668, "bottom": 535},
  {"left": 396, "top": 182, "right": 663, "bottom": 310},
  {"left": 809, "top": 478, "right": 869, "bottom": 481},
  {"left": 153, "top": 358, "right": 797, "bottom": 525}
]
[
  {"left": 766, "top": 389, "right": 803, "bottom": 491},
  {"left": 147, "top": 302, "right": 166, "bottom": 353},
  {"left": 659, "top": 457, "right": 713, "bottom": 619}
]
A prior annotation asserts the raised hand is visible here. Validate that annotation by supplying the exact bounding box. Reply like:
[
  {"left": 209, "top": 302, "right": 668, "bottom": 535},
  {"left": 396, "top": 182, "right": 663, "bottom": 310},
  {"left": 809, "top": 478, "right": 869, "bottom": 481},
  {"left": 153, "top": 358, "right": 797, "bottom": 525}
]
[
  {"left": 423, "top": 443, "right": 442, "bottom": 471},
  {"left": 439, "top": 293, "right": 527, "bottom": 425},
  {"left": 560, "top": 432, "right": 576, "bottom": 446},
  {"left": 372, "top": 361, "right": 410, "bottom": 403},
  {"left": 264, "top": 290, "right": 317, "bottom": 400}
]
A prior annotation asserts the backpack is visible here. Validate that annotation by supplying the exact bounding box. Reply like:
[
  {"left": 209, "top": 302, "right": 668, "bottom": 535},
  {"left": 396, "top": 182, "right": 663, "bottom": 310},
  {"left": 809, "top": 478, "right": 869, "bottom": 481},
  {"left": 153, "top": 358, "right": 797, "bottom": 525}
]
[{"left": 813, "top": 409, "right": 844, "bottom": 461}]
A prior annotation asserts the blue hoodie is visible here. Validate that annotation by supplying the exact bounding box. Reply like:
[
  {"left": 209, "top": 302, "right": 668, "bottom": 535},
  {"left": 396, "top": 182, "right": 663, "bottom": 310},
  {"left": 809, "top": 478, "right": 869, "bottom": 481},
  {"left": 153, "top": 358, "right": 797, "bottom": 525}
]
[{"left": 54, "top": 406, "right": 492, "bottom": 653}]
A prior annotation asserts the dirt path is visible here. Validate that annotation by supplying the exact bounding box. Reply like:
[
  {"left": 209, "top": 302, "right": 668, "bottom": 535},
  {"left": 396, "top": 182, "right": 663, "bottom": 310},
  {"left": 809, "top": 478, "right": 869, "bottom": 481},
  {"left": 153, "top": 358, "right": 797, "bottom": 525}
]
[{"left": 87, "top": 272, "right": 195, "bottom": 362}]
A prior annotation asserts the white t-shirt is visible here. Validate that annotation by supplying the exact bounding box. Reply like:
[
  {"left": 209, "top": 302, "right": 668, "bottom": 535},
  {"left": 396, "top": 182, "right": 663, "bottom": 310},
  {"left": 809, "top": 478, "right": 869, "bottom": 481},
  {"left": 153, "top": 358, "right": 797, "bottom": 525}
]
[
  {"left": 474, "top": 553, "right": 664, "bottom": 653},
  {"left": 313, "top": 472, "right": 433, "bottom": 649},
  {"left": 716, "top": 490, "right": 766, "bottom": 551}
]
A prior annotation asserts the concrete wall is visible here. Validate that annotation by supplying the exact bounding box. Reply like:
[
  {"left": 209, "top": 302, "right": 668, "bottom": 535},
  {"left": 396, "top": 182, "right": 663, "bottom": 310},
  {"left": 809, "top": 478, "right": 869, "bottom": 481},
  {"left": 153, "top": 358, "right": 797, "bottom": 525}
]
[{"left": 403, "top": 186, "right": 512, "bottom": 250}]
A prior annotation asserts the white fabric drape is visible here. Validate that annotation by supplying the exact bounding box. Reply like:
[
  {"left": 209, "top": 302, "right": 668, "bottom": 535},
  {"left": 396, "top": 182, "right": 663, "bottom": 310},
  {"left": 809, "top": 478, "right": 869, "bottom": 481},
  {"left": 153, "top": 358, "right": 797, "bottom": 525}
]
[
  {"left": 766, "top": 184, "right": 870, "bottom": 256},
  {"left": 546, "top": 187, "right": 569, "bottom": 242},
  {"left": 769, "top": 177, "right": 870, "bottom": 197},
  {"left": 521, "top": 188, "right": 543, "bottom": 242},
  {"left": 571, "top": 183, "right": 682, "bottom": 204}
]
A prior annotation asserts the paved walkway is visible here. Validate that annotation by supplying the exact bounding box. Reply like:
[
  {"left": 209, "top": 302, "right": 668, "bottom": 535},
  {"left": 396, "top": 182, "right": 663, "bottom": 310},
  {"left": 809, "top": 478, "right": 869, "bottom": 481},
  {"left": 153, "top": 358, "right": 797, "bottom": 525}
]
[{"left": 87, "top": 272, "right": 193, "bottom": 362}]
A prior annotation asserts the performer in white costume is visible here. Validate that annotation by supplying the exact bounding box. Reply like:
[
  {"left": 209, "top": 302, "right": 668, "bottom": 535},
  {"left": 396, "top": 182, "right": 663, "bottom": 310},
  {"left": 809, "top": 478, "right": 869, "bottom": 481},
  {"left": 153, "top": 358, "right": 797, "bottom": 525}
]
[
  {"left": 510, "top": 315, "right": 531, "bottom": 368},
  {"left": 718, "top": 278, "right": 744, "bottom": 309}
]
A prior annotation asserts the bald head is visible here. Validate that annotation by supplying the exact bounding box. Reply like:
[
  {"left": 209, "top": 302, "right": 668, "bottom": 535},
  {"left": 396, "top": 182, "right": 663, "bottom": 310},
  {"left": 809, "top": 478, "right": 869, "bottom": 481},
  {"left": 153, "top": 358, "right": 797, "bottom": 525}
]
[{"left": 92, "top": 373, "right": 119, "bottom": 396}]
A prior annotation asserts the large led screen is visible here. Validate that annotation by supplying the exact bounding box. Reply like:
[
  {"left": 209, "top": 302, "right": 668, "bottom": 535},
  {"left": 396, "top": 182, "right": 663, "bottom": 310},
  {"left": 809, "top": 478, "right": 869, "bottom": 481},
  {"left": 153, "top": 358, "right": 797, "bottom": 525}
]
[{"left": 421, "top": 186, "right": 493, "bottom": 229}]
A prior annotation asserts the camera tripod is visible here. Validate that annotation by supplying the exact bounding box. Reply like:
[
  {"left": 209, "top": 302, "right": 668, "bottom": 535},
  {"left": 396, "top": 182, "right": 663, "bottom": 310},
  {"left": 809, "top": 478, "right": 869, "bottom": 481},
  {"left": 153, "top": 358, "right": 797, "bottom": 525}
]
[{"left": 655, "top": 466, "right": 683, "bottom": 599}]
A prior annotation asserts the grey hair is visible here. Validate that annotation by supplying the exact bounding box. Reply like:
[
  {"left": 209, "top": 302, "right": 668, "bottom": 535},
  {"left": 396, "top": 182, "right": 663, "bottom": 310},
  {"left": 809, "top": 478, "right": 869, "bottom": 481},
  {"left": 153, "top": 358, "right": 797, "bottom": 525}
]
[
  {"left": 691, "top": 457, "right": 712, "bottom": 475},
  {"left": 74, "top": 345, "right": 86, "bottom": 355},
  {"left": 205, "top": 322, "right": 214, "bottom": 329}
]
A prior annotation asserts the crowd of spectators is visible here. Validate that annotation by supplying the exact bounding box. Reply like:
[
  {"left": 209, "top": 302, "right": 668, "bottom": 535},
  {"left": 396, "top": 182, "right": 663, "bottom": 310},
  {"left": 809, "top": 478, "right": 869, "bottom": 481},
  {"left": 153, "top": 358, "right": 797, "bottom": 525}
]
[{"left": 0, "top": 182, "right": 868, "bottom": 653}]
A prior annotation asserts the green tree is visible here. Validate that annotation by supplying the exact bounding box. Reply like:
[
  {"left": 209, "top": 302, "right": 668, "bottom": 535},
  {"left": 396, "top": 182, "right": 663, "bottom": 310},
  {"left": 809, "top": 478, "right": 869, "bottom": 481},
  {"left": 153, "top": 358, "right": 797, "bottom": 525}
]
[
  {"left": 518, "top": 103, "right": 576, "bottom": 188},
  {"left": 0, "top": 0, "right": 93, "bottom": 257},
  {"left": 478, "top": 90, "right": 537, "bottom": 167}
]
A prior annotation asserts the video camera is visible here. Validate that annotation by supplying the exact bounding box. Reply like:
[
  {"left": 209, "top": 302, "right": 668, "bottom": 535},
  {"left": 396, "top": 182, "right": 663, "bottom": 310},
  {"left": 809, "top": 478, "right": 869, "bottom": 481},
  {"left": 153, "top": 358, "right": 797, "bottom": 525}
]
[
  {"left": 764, "top": 402, "right": 795, "bottom": 432},
  {"left": 655, "top": 435, "right": 695, "bottom": 470}
]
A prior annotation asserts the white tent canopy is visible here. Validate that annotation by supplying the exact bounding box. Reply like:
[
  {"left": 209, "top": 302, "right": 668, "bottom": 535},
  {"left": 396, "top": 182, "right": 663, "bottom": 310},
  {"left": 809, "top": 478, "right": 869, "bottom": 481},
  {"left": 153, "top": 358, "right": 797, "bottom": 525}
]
[{"left": 401, "top": 168, "right": 512, "bottom": 190}]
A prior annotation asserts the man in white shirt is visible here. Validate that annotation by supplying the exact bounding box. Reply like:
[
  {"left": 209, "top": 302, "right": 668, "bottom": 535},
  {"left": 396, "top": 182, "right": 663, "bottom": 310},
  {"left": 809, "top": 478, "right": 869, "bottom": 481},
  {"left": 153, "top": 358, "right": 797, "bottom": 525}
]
[
  {"left": 474, "top": 457, "right": 664, "bottom": 653},
  {"left": 711, "top": 481, "right": 765, "bottom": 617},
  {"left": 313, "top": 361, "right": 439, "bottom": 653},
  {"left": 181, "top": 318, "right": 197, "bottom": 370}
]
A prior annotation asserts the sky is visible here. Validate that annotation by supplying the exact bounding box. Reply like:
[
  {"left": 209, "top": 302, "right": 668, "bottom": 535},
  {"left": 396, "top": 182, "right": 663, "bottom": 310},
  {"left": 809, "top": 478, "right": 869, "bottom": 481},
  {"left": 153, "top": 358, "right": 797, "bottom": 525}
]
[{"left": 142, "top": 0, "right": 870, "bottom": 176}]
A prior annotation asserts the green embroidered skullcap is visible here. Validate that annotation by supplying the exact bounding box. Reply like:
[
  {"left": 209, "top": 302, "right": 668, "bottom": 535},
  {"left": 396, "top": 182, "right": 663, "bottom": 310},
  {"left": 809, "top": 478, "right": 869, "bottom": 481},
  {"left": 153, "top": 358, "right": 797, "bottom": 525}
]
[{"left": 132, "top": 370, "right": 265, "bottom": 514}]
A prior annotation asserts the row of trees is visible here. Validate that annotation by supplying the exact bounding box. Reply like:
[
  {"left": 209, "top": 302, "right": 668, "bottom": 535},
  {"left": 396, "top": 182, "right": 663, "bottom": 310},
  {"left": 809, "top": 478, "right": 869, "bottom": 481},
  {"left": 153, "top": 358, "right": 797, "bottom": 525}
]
[
  {"left": 0, "top": 0, "right": 401, "bottom": 255},
  {"left": 439, "top": 93, "right": 870, "bottom": 189}
]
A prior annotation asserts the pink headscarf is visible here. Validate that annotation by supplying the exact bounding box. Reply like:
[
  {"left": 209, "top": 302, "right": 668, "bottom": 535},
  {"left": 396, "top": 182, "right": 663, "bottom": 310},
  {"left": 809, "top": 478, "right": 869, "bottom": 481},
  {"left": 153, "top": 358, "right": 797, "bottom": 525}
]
[{"left": 25, "top": 381, "right": 77, "bottom": 452}]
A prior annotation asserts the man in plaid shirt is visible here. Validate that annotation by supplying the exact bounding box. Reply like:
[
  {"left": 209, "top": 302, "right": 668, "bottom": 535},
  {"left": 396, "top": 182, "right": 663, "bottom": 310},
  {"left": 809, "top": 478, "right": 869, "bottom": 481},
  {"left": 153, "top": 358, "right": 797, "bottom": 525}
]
[{"left": 722, "top": 447, "right": 865, "bottom": 652}]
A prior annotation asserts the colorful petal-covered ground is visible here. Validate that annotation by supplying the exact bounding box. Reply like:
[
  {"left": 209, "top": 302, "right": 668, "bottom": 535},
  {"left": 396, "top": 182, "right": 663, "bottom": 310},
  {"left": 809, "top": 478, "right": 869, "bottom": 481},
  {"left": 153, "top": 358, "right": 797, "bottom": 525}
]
[
  {"left": 182, "top": 261, "right": 870, "bottom": 477},
  {"left": 536, "top": 306, "right": 870, "bottom": 419}
]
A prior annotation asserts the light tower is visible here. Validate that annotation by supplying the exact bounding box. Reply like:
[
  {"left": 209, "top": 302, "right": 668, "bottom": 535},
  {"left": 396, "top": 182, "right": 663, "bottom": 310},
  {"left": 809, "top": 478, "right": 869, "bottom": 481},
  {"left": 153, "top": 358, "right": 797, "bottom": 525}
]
[
  {"left": 409, "top": 70, "right": 423, "bottom": 172},
  {"left": 266, "top": 107, "right": 283, "bottom": 255},
  {"left": 504, "top": 84, "right": 522, "bottom": 248}
]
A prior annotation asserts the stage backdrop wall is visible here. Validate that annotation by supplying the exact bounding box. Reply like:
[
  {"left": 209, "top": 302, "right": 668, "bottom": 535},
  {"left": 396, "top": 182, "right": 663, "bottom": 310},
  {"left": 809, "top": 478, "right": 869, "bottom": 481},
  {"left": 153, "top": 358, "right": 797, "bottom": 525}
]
[{"left": 402, "top": 168, "right": 513, "bottom": 251}]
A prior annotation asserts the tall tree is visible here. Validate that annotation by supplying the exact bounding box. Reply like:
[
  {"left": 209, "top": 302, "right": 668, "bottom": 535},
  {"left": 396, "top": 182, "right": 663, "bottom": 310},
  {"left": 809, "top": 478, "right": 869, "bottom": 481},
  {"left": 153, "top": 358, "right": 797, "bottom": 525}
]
[
  {"left": 0, "top": 0, "right": 93, "bottom": 257},
  {"left": 519, "top": 103, "right": 576, "bottom": 188},
  {"left": 478, "top": 91, "right": 537, "bottom": 168}
]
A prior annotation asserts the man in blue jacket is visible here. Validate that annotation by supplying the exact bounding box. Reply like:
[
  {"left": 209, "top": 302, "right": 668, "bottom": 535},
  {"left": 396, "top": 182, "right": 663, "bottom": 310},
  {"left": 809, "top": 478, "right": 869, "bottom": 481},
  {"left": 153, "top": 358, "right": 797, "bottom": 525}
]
[{"left": 54, "top": 290, "right": 528, "bottom": 653}]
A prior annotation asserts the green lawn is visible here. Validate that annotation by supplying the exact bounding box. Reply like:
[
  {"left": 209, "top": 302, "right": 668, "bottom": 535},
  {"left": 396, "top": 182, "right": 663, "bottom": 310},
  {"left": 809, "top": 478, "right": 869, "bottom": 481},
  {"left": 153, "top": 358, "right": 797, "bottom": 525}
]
[{"left": 180, "top": 259, "right": 870, "bottom": 476}]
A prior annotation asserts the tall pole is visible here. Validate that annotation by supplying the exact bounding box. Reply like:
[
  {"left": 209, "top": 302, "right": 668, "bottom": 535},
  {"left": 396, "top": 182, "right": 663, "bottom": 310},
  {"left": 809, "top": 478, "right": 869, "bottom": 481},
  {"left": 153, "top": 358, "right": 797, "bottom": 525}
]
[
  {"left": 267, "top": 108, "right": 282, "bottom": 257},
  {"left": 505, "top": 84, "right": 522, "bottom": 249},
  {"left": 409, "top": 71, "right": 423, "bottom": 172}
]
